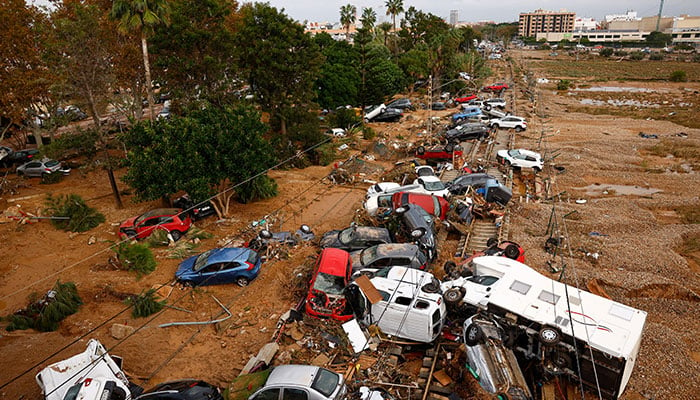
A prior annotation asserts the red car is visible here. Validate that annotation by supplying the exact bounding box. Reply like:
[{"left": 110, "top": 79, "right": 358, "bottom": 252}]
[
  {"left": 305, "top": 248, "right": 353, "bottom": 322},
  {"left": 119, "top": 208, "right": 192, "bottom": 241},
  {"left": 391, "top": 192, "right": 450, "bottom": 220},
  {"left": 415, "top": 144, "right": 463, "bottom": 163},
  {"left": 482, "top": 83, "right": 509, "bottom": 92},
  {"left": 454, "top": 94, "right": 478, "bottom": 104}
]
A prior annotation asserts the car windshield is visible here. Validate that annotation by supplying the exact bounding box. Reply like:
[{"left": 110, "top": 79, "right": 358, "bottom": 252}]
[
  {"left": 468, "top": 275, "right": 499, "bottom": 286},
  {"left": 508, "top": 149, "right": 521, "bottom": 158},
  {"left": 338, "top": 228, "right": 355, "bottom": 245},
  {"left": 311, "top": 368, "right": 340, "bottom": 397},
  {"left": 360, "top": 246, "right": 379, "bottom": 265},
  {"left": 423, "top": 180, "right": 445, "bottom": 191},
  {"left": 193, "top": 249, "right": 215, "bottom": 271},
  {"left": 45, "top": 160, "right": 59, "bottom": 168},
  {"left": 313, "top": 272, "right": 346, "bottom": 295}
]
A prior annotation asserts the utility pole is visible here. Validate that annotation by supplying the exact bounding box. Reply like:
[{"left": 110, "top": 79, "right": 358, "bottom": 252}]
[
  {"left": 656, "top": 0, "right": 665, "bottom": 31},
  {"left": 428, "top": 74, "right": 433, "bottom": 137}
]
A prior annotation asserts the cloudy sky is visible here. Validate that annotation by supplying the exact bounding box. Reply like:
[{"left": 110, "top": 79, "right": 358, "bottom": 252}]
[{"left": 257, "top": 0, "right": 699, "bottom": 24}]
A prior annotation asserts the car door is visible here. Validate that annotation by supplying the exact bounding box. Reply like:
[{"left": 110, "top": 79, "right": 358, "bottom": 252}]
[
  {"left": 282, "top": 388, "right": 309, "bottom": 400},
  {"left": 136, "top": 216, "right": 162, "bottom": 238},
  {"left": 250, "top": 387, "right": 280, "bottom": 400},
  {"left": 199, "top": 262, "right": 232, "bottom": 285},
  {"left": 24, "top": 161, "right": 43, "bottom": 177}
]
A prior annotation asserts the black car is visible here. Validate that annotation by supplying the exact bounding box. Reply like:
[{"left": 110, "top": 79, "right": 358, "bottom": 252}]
[
  {"left": 372, "top": 108, "right": 403, "bottom": 122},
  {"left": 445, "top": 122, "right": 490, "bottom": 143},
  {"left": 387, "top": 98, "right": 415, "bottom": 111},
  {"left": 320, "top": 225, "right": 392, "bottom": 252},
  {"left": 394, "top": 204, "right": 437, "bottom": 261},
  {"left": 3, "top": 148, "right": 40, "bottom": 167},
  {"left": 446, "top": 173, "right": 495, "bottom": 195},
  {"left": 136, "top": 380, "right": 222, "bottom": 400},
  {"left": 430, "top": 102, "right": 446, "bottom": 110},
  {"left": 172, "top": 194, "right": 216, "bottom": 220}
]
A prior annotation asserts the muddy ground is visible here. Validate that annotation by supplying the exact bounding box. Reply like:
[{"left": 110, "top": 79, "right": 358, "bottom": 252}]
[{"left": 1, "top": 53, "right": 699, "bottom": 399}]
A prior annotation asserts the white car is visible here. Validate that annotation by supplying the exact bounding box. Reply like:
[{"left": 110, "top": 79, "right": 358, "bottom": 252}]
[
  {"left": 366, "top": 182, "right": 401, "bottom": 198},
  {"left": 496, "top": 148, "right": 543, "bottom": 171},
  {"left": 415, "top": 165, "right": 436, "bottom": 177},
  {"left": 483, "top": 98, "right": 506, "bottom": 109},
  {"left": 364, "top": 104, "right": 386, "bottom": 122},
  {"left": 413, "top": 176, "right": 449, "bottom": 198},
  {"left": 489, "top": 116, "right": 527, "bottom": 131},
  {"left": 327, "top": 128, "right": 346, "bottom": 137}
]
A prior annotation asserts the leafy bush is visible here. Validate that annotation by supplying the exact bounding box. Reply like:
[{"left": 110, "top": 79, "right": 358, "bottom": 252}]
[
  {"left": 614, "top": 50, "right": 627, "bottom": 57},
  {"left": 363, "top": 126, "right": 377, "bottom": 140},
  {"left": 649, "top": 53, "right": 664, "bottom": 61},
  {"left": 125, "top": 289, "right": 165, "bottom": 318},
  {"left": 599, "top": 48, "right": 613, "bottom": 57},
  {"left": 145, "top": 229, "right": 171, "bottom": 247},
  {"left": 327, "top": 107, "right": 360, "bottom": 130},
  {"left": 5, "top": 281, "right": 82, "bottom": 332},
  {"left": 629, "top": 51, "right": 645, "bottom": 61},
  {"left": 669, "top": 70, "right": 688, "bottom": 82},
  {"left": 41, "top": 172, "right": 64, "bottom": 185},
  {"left": 237, "top": 174, "right": 279, "bottom": 204},
  {"left": 45, "top": 194, "right": 106, "bottom": 232},
  {"left": 556, "top": 80, "right": 571, "bottom": 91},
  {"left": 311, "top": 143, "right": 337, "bottom": 166},
  {"left": 114, "top": 242, "right": 157, "bottom": 277},
  {"left": 42, "top": 128, "right": 100, "bottom": 161}
]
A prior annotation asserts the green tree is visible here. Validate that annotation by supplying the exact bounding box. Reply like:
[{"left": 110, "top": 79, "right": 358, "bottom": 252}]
[
  {"left": 339, "top": 4, "right": 356, "bottom": 38},
  {"left": 121, "top": 106, "right": 277, "bottom": 216},
  {"left": 457, "top": 26, "right": 482, "bottom": 51},
  {"left": 377, "top": 21, "right": 392, "bottom": 46},
  {"left": 599, "top": 47, "right": 613, "bottom": 57},
  {"left": 495, "top": 23, "right": 518, "bottom": 45},
  {"left": 110, "top": 0, "right": 172, "bottom": 121},
  {"left": 646, "top": 31, "right": 672, "bottom": 47},
  {"left": 385, "top": 0, "right": 404, "bottom": 34},
  {"left": 360, "top": 7, "right": 376, "bottom": 34},
  {"left": 315, "top": 37, "right": 360, "bottom": 108},
  {"left": 150, "top": 0, "right": 238, "bottom": 107},
  {"left": 233, "top": 3, "right": 322, "bottom": 135},
  {"left": 360, "top": 44, "right": 404, "bottom": 105}
]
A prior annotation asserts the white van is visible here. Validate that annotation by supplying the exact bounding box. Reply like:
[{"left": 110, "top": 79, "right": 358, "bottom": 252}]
[
  {"left": 36, "top": 339, "right": 132, "bottom": 400},
  {"left": 345, "top": 266, "right": 446, "bottom": 343},
  {"left": 442, "top": 256, "right": 647, "bottom": 399}
]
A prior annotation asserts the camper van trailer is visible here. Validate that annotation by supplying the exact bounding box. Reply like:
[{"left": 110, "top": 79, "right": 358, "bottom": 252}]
[
  {"left": 346, "top": 266, "right": 446, "bottom": 343},
  {"left": 442, "top": 256, "right": 646, "bottom": 399}
]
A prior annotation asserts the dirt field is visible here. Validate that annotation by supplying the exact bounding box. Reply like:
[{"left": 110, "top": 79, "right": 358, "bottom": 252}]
[{"left": 1, "top": 53, "right": 700, "bottom": 400}]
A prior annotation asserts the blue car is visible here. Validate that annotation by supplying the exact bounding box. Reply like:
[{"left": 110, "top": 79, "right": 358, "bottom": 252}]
[{"left": 175, "top": 247, "right": 262, "bottom": 287}]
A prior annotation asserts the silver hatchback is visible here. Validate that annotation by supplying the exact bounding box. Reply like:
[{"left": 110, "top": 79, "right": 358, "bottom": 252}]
[
  {"left": 16, "top": 158, "right": 70, "bottom": 178},
  {"left": 249, "top": 365, "right": 346, "bottom": 400}
]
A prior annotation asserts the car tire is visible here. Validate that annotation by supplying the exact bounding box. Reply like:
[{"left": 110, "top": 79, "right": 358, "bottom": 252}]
[
  {"left": 504, "top": 244, "right": 520, "bottom": 260},
  {"left": 416, "top": 146, "right": 425, "bottom": 155},
  {"left": 444, "top": 287, "right": 465, "bottom": 305},
  {"left": 169, "top": 230, "right": 182, "bottom": 241},
  {"left": 515, "top": 126, "right": 524, "bottom": 132},
  {"left": 539, "top": 325, "right": 561, "bottom": 346},
  {"left": 236, "top": 277, "right": 250, "bottom": 287},
  {"left": 455, "top": 117, "right": 464, "bottom": 124},
  {"left": 422, "top": 281, "right": 440, "bottom": 294},
  {"left": 464, "top": 323, "right": 484, "bottom": 346},
  {"left": 492, "top": 124, "right": 500, "bottom": 130},
  {"left": 124, "top": 230, "right": 137, "bottom": 239},
  {"left": 445, "top": 144, "right": 454, "bottom": 153},
  {"left": 484, "top": 104, "right": 492, "bottom": 111},
  {"left": 486, "top": 237, "right": 499, "bottom": 248},
  {"left": 534, "top": 166, "right": 542, "bottom": 173},
  {"left": 443, "top": 261, "right": 457, "bottom": 276}
]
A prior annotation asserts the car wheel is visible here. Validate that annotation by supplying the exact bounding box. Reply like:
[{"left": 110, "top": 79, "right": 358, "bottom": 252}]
[
  {"left": 124, "top": 230, "right": 137, "bottom": 240},
  {"left": 504, "top": 244, "right": 520, "bottom": 260},
  {"left": 464, "top": 323, "right": 484, "bottom": 346},
  {"left": 236, "top": 277, "right": 250, "bottom": 287},
  {"left": 445, "top": 143, "right": 455, "bottom": 153},
  {"left": 534, "top": 166, "right": 542, "bottom": 173},
  {"left": 484, "top": 104, "right": 492, "bottom": 111},
  {"left": 455, "top": 117, "right": 464, "bottom": 124},
  {"left": 421, "top": 281, "right": 440, "bottom": 294},
  {"left": 486, "top": 238, "right": 498, "bottom": 248},
  {"left": 169, "top": 230, "right": 182, "bottom": 241},
  {"left": 515, "top": 126, "right": 524, "bottom": 132},
  {"left": 416, "top": 146, "right": 425, "bottom": 155},
  {"left": 444, "top": 287, "right": 465, "bottom": 305},
  {"left": 443, "top": 261, "right": 457, "bottom": 276},
  {"left": 492, "top": 124, "right": 500, "bottom": 130},
  {"left": 539, "top": 325, "right": 561, "bottom": 345}
]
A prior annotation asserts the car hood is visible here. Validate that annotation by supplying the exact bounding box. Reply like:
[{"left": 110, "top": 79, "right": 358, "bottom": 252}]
[
  {"left": 349, "top": 251, "right": 363, "bottom": 271},
  {"left": 496, "top": 149, "right": 508, "bottom": 157},
  {"left": 119, "top": 216, "right": 138, "bottom": 230},
  {"left": 320, "top": 231, "right": 341, "bottom": 248},
  {"left": 175, "top": 255, "right": 198, "bottom": 279}
]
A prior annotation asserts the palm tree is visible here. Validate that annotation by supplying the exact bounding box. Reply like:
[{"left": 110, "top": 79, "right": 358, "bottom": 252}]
[
  {"left": 339, "top": 4, "right": 356, "bottom": 39},
  {"left": 377, "top": 22, "right": 392, "bottom": 46},
  {"left": 384, "top": 0, "right": 404, "bottom": 33},
  {"left": 110, "top": 0, "right": 171, "bottom": 121},
  {"left": 361, "top": 7, "right": 376, "bottom": 35}
]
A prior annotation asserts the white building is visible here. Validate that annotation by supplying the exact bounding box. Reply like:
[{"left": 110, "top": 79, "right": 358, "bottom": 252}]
[
  {"left": 604, "top": 10, "right": 639, "bottom": 22},
  {"left": 574, "top": 17, "right": 597, "bottom": 31}
]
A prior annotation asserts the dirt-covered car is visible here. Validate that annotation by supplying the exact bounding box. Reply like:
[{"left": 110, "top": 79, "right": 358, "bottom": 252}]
[
  {"left": 394, "top": 204, "right": 437, "bottom": 261},
  {"left": 16, "top": 158, "right": 70, "bottom": 178},
  {"left": 305, "top": 248, "right": 353, "bottom": 322},
  {"left": 445, "top": 122, "right": 490, "bottom": 143},
  {"left": 136, "top": 380, "right": 222, "bottom": 400},
  {"left": 349, "top": 243, "right": 428, "bottom": 277},
  {"left": 320, "top": 225, "right": 392, "bottom": 252},
  {"left": 445, "top": 172, "right": 495, "bottom": 195},
  {"left": 119, "top": 208, "right": 192, "bottom": 241},
  {"left": 175, "top": 247, "right": 262, "bottom": 287},
  {"left": 415, "top": 143, "right": 463, "bottom": 163}
]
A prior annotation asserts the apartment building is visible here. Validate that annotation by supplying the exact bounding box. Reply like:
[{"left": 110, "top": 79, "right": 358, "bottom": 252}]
[{"left": 519, "top": 9, "right": 576, "bottom": 37}]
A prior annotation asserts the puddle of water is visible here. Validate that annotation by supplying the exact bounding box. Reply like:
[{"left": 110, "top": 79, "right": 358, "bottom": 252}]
[
  {"left": 575, "top": 183, "right": 662, "bottom": 196},
  {"left": 580, "top": 98, "right": 661, "bottom": 108},
  {"left": 573, "top": 86, "right": 665, "bottom": 93}
]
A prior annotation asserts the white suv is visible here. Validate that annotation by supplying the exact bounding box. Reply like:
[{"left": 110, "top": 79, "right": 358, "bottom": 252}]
[
  {"left": 489, "top": 116, "right": 527, "bottom": 131},
  {"left": 496, "top": 148, "right": 543, "bottom": 171},
  {"left": 249, "top": 365, "right": 347, "bottom": 400}
]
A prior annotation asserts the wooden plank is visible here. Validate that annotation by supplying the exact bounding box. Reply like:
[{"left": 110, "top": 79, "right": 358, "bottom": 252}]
[
  {"left": 432, "top": 369, "right": 452, "bottom": 386},
  {"left": 355, "top": 275, "right": 382, "bottom": 304}
]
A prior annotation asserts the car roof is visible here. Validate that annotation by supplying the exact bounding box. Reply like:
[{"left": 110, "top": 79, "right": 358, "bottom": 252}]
[
  {"left": 141, "top": 208, "right": 182, "bottom": 218},
  {"left": 372, "top": 243, "right": 421, "bottom": 257},
  {"left": 266, "top": 365, "right": 320, "bottom": 387},
  {"left": 318, "top": 248, "right": 351, "bottom": 275},
  {"left": 205, "top": 247, "right": 252, "bottom": 264}
]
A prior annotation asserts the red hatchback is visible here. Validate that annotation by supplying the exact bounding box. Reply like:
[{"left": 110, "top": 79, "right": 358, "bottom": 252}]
[
  {"left": 454, "top": 94, "right": 478, "bottom": 104},
  {"left": 305, "top": 248, "right": 353, "bottom": 322},
  {"left": 119, "top": 208, "right": 192, "bottom": 241},
  {"left": 391, "top": 192, "right": 450, "bottom": 220}
]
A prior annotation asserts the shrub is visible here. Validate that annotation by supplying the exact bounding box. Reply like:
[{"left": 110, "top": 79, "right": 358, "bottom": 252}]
[
  {"left": 363, "top": 126, "right": 377, "bottom": 140},
  {"left": 613, "top": 50, "right": 627, "bottom": 57},
  {"left": 556, "top": 80, "right": 571, "bottom": 91},
  {"left": 649, "top": 53, "right": 664, "bottom": 61},
  {"left": 669, "top": 70, "right": 688, "bottom": 82},
  {"left": 5, "top": 281, "right": 82, "bottom": 332},
  {"left": 41, "top": 172, "right": 64, "bottom": 185},
  {"left": 311, "top": 143, "right": 337, "bottom": 166},
  {"left": 125, "top": 289, "right": 165, "bottom": 318},
  {"left": 114, "top": 242, "right": 157, "bottom": 278},
  {"left": 629, "top": 51, "right": 645, "bottom": 61},
  {"left": 599, "top": 48, "right": 613, "bottom": 57},
  {"left": 328, "top": 107, "right": 360, "bottom": 130},
  {"left": 42, "top": 128, "right": 100, "bottom": 161},
  {"left": 237, "top": 174, "right": 278, "bottom": 204},
  {"left": 44, "top": 194, "right": 105, "bottom": 232}
]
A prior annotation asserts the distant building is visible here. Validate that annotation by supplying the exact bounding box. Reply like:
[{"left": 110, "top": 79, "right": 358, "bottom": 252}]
[
  {"left": 450, "top": 10, "right": 458, "bottom": 26},
  {"left": 519, "top": 9, "right": 576, "bottom": 37},
  {"left": 574, "top": 17, "right": 597, "bottom": 31},
  {"left": 604, "top": 10, "right": 639, "bottom": 23}
]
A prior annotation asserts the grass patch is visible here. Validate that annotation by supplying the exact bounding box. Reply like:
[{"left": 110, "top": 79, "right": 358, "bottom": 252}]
[
  {"left": 675, "top": 205, "right": 700, "bottom": 224},
  {"left": 527, "top": 59, "right": 700, "bottom": 81},
  {"left": 646, "top": 139, "right": 700, "bottom": 161}
]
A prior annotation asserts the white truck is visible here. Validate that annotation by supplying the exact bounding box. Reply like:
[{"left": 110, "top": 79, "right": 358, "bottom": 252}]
[
  {"left": 442, "top": 256, "right": 647, "bottom": 400},
  {"left": 36, "top": 339, "right": 133, "bottom": 400},
  {"left": 345, "top": 266, "right": 446, "bottom": 343}
]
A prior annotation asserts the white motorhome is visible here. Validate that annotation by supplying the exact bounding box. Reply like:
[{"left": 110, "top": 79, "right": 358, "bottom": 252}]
[
  {"left": 345, "top": 267, "right": 446, "bottom": 343},
  {"left": 442, "top": 256, "right": 647, "bottom": 400},
  {"left": 36, "top": 339, "right": 132, "bottom": 400}
]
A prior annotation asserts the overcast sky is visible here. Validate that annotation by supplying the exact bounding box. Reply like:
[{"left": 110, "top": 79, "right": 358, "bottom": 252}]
[{"left": 29, "top": 0, "right": 699, "bottom": 25}]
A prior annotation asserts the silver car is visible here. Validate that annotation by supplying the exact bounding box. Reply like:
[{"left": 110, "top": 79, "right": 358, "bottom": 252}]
[
  {"left": 16, "top": 158, "right": 70, "bottom": 178},
  {"left": 249, "top": 365, "right": 346, "bottom": 400}
]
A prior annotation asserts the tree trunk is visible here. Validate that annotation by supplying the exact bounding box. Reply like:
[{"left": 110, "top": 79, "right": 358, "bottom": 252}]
[
  {"left": 87, "top": 89, "right": 123, "bottom": 209},
  {"left": 141, "top": 33, "right": 156, "bottom": 121}
]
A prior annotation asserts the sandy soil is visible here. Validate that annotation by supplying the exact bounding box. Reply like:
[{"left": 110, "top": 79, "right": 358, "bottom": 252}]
[{"left": 1, "top": 55, "right": 699, "bottom": 400}]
